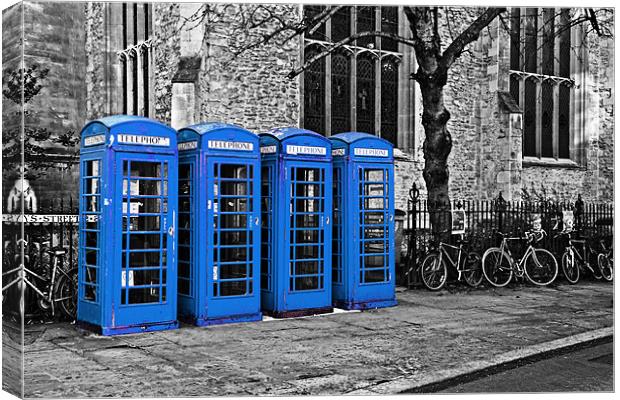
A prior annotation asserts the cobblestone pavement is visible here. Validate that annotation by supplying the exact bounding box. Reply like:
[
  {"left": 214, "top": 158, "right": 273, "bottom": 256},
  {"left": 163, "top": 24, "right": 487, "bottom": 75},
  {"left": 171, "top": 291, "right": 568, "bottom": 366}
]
[{"left": 19, "top": 281, "right": 613, "bottom": 397}]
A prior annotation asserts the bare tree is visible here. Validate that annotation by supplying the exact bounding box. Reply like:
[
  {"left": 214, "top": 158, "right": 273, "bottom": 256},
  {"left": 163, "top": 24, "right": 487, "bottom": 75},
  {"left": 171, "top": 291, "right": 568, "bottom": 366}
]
[{"left": 182, "top": 5, "right": 611, "bottom": 237}]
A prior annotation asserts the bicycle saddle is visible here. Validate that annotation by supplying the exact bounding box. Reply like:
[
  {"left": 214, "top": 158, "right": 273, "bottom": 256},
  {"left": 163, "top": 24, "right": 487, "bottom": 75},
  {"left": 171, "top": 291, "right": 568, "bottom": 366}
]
[{"left": 47, "top": 247, "right": 67, "bottom": 256}]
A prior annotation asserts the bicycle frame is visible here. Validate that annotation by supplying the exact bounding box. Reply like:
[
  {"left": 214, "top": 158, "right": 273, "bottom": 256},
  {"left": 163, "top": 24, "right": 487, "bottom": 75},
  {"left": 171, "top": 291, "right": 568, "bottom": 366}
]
[
  {"left": 497, "top": 237, "right": 537, "bottom": 278},
  {"left": 437, "top": 242, "right": 470, "bottom": 281},
  {"left": 600, "top": 240, "right": 613, "bottom": 258},
  {"left": 2, "top": 241, "right": 71, "bottom": 317},
  {"left": 565, "top": 237, "right": 598, "bottom": 275},
  {"left": 567, "top": 239, "right": 586, "bottom": 262}
]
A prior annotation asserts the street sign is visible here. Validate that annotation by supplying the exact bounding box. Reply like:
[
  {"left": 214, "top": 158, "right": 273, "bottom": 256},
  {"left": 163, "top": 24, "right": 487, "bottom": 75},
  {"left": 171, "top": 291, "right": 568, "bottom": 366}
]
[{"left": 2, "top": 214, "right": 84, "bottom": 224}]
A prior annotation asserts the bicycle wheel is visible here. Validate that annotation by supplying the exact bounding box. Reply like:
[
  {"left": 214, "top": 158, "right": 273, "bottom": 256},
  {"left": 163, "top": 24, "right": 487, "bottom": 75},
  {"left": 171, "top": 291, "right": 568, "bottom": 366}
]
[
  {"left": 54, "top": 267, "right": 78, "bottom": 320},
  {"left": 597, "top": 253, "right": 613, "bottom": 282},
  {"left": 463, "top": 251, "right": 483, "bottom": 287},
  {"left": 420, "top": 253, "right": 448, "bottom": 291},
  {"left": 482, "top": 248, "right": 512, "bottom": 287},
  {"left": 524, "top": 248, "right": 558, "bottom": 286},
  {"left": 561, "top": 250, "right": 580, "bottom": 284}
]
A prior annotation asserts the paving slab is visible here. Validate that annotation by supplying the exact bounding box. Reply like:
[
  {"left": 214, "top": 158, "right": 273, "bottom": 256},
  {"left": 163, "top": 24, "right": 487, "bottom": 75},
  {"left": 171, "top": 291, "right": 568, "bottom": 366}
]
[{"left": 10, "top": 280, "right": 613, "bottom": 397}]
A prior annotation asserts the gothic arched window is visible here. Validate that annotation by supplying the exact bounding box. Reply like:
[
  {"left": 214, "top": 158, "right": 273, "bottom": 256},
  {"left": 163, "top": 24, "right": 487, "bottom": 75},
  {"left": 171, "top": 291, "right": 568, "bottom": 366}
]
[
  {"left": 381, "top": 6, "right": 398, "bottom": 52},
  {"left": 510, "top": 7, "right": 574, "bottom": 160},
  {"left": 356, "top": 6, "right": 375, "bottom": 48},
  {"left": 356, "top": 55, "right": 375, "bottom": 134},
  {"left": 302, "top": 6, "right": 402, "bottom": 146},
  {"left": 381, "top": 58, "right": 398, "bottom": 145},
  {"left": 119, "top": 2, "right": 152, "bottom": 117},
  {"left": 331, "top": 52, "right": 351, "bottom": 134},
  {"left": 304, "top": 47, "right": 326, "bottom": 134}
]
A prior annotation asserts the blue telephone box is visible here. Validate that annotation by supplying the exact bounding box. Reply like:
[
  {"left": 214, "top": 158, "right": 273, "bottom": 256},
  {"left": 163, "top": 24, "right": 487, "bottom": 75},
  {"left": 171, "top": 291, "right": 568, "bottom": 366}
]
[
  {"left": 77, "top": 115, "right": 179, "bottom": 335},
  {"left": 176, "top": 122, "right": 262, "bottom": 326},
  {"left": 329, "top": 132, "right": 397, "bottom": 310},
  {"left": 259, "top": 127, "right": 333, "bottom": 317}
]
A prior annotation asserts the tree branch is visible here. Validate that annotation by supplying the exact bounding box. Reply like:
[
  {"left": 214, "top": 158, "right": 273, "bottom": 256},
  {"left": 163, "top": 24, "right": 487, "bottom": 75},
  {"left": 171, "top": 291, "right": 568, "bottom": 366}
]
[
  {"left": 286, "top": 31, "right": 417, "bottom": 79},
  {"left": 230, "top": 23, "right": 291, "bottom": 57},
  {"left": 587, "top": 8, "right": 602, "bottom": 36},
  {"left": 439, "top": 7, "right": 506, "bottom": 71},
  {"left": 402, "top": 6, "right": 418, "bottom": 38},
  {"left": 225, "top": 5, "right": 347, "bottom": 60},
  {"left": 432, "top": 7, "right": 441, "bottom": 57},
  {"left": 309, "top": 6, "right": 345, "bottom": 35}
]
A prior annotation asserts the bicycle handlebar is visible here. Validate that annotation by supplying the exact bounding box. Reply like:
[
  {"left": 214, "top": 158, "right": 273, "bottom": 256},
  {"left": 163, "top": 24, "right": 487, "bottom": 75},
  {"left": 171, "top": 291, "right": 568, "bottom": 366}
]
[
  {"left": 494, "top": 229, "right": 546, "bottom": 242},
  {"left": 524, "top": 229, "right": 546, "bottom": 244}
]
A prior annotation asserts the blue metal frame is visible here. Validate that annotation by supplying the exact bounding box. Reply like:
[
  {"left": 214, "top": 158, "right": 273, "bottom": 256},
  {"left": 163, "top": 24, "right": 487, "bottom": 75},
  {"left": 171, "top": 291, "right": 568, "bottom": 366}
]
[
  {"left": 330, "top": 132, "right": 397, "bottom": 310},
  {"left": 259, "top": 127, "right": 333, "bottom": 316},
  {"left": 177, "top": 123, "right": 262, "bottom": 326},
  {"left": 77, "top": 115, "right": 179, "bottom": 335},
  {"left": 177, "top": 156, "right": 196, "bottom": 315}
]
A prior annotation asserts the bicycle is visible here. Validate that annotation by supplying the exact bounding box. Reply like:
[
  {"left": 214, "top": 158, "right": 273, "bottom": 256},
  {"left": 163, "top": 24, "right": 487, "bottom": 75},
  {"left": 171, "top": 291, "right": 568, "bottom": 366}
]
[
  {"left": 599, "top": 238, "right": 614, "bottom": 281},
  {"left": 482, "top": 230, "right": 558, "bottom": 287},
  {"left": 420, "top": 236, "right": 483, "bottom": 291},
  {"left": 557, "top": 231, "right": 613, "bottom": 284},
  {"left": 2, "top": 239, "right": 77, "bottom": 320}
]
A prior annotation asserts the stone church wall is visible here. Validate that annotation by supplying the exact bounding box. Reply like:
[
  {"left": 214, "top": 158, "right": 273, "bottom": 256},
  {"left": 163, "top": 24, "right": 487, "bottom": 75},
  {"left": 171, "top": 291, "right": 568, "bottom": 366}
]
[{"left": 5, "top": 4, "right": 613, "bottom": 209}]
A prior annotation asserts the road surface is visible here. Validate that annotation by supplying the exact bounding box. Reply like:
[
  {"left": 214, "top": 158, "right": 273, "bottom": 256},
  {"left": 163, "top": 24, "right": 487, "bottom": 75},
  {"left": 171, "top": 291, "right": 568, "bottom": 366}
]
[{"left": 441, "top": 340, "right": 613, "bottom": 393}]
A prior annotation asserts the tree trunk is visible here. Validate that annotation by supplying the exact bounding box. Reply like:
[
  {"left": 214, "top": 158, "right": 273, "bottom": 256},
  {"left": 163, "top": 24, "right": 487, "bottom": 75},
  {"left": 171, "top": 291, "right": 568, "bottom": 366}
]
[
  {"left": 401, "top": 6, "right": 505, "bottom": 241},
  {"left": 419, "top": 72, "right": 452, "bottom": 241}
]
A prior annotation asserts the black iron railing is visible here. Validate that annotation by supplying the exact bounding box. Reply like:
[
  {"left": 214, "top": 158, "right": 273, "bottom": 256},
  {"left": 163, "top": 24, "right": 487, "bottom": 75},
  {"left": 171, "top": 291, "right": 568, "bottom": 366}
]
[
  {"left": 401, "top": 184, "right": 613, "bottom": 285},
  {"left": 2, "top": 197, "right": 78, "bottom": 321}
]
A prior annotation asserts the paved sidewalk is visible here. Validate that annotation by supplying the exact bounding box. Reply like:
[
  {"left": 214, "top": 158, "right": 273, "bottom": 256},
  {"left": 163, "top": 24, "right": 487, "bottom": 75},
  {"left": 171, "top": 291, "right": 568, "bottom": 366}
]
[{"left": 21, "top": 281, "right": 613, "bottom": 397}]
